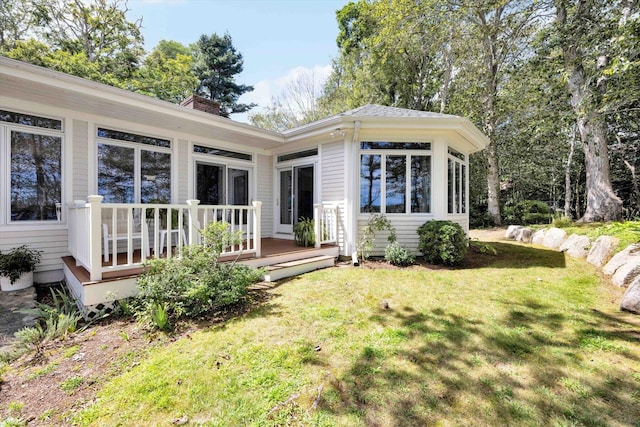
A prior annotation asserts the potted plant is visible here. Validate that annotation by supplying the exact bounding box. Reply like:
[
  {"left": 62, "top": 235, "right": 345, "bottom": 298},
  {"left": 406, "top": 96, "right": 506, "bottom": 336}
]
[
  {"left": 0, "top": 245, "right": 42, "bottom": 291},
  {"left": 294, "top": 217, "right": 316, "bottom": 247}
]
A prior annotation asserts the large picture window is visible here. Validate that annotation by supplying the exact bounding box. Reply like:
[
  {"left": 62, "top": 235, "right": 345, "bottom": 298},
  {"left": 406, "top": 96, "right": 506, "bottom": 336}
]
[
  {"left": 448, "top": 148, "right": 467, "bottom": 214},
  {"left": 360, "top": 141, "right": 431, "bottom": 214},
  {"left": 1, "top": 110, "right": 64, "bottom": 222},
  {"left": 97, "top": 128, "right": 171, "bottom": 203}
]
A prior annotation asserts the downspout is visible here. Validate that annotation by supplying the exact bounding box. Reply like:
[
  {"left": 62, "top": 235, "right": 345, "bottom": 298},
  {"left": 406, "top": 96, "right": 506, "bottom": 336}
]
[{"left": 351, "top": 121, "right": 361, "bottom": 266}]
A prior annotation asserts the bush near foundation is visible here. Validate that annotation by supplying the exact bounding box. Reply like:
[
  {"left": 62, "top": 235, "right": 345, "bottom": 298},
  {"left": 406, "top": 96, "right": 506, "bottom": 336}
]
[{"left": 417, "top": 220, "right": 468, "bottom": 266}]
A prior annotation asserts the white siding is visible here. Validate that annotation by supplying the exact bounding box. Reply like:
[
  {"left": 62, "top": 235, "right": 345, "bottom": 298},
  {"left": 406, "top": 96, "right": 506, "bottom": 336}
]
[
  {"left": 72, "top": 119, "right": 88, "bottom": 200},
  {"left": 256, "top": 153, "right": 273, "bottom": 237},
  {"left": 176, "top": 139, "right": 189, "bottom": 203},
  {"left": 0, "top": 228, "right": 67, "bottom": 280},
  {"left": 357, "top": 216, "right": 469, "bottom": 256},
  {"left": 321, "top": 141, "right": 347, "bottom": 254}
]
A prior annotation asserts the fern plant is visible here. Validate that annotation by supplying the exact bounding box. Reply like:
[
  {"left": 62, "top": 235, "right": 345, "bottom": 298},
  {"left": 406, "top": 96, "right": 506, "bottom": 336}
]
[{"left": 294, "top": 217, "right": 316, "bottom": 247}]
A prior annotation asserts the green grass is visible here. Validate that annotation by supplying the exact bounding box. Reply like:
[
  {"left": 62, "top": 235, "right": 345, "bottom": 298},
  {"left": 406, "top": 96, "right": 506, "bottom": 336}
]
[
  {"left": 548, "top": 220, "right": 640, "bottom": 251},
  {"left": 74, "top": 241, "right": 640, "bottom": 426}
]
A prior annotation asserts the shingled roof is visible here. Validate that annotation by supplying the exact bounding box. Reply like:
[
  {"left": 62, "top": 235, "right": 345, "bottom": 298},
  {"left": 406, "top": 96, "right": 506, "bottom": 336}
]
[{"left": 338, "top": 104, "right": 456, "bottom": 119}]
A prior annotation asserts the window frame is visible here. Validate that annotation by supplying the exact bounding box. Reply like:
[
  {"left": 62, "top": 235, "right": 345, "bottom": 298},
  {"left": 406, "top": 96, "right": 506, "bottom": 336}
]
[
  {"left": 1, "top": 110, "right": 66, "bottom": 226},
  {"left": 95, "top": 126, "right": 173, "bottom": 204},
  {"left": 192, "top": 142, "right": 255, "bottom": 206},
  {"left": 447, "top": 148, "right": 467, "bottom": 215},
  {"left": 359, "top": 141, "right": 433, "bottom": 216}
]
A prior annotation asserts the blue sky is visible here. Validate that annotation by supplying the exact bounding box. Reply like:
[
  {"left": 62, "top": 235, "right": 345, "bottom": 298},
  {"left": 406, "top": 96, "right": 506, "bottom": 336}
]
[{"left": 128, "top": 0, "right": 350, "bottom": 121}]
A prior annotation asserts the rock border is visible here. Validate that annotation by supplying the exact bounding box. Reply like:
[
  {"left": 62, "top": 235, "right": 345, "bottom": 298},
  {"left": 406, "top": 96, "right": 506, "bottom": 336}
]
[{"left": 504, "top": 226, "right": 640, "bottom": 314}]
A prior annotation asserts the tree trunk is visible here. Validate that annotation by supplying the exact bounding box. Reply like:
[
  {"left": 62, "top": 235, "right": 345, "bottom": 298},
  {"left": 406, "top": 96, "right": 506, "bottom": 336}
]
[
  {"left": 564, "top": 126, "right": 576, "bottom": 218},
  {"left": 556, "top": 0, "right": 623, "bottom": 222},
  {"left": 577, "top": 114, "right": 623, "bottom": 221}
]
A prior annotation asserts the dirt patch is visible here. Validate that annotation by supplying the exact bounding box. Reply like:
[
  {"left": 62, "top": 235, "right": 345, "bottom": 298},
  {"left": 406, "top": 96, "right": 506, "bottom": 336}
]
[{"left": 0, "top": 292, "right": 271, "bottom": 426}]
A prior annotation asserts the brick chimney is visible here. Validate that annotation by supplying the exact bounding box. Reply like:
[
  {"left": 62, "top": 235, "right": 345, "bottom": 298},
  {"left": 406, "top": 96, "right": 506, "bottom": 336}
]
[{"left": 180, "top": 94, "right": 221, "bottom": 116}]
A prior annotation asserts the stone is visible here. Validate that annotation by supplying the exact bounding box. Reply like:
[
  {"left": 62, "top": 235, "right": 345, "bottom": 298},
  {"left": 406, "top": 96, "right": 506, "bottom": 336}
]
[
  {"left": 620, "top": 276, "right": 640, "bottom": 314},
  {"left": 542, "top": 228, "right": 567, "bottom": 250},
  {"left": 611, "top": 258, "right": 640, "bottom": 287},
  {"left": 505, "top": 225, "right": 523, "bottom": 240},
  {"left": 559, "top": 234, "right": 591, "bottom": 258},
  {"left": 515, "top": 227, "right": 534, "bottom": 243},
  {"left": 531, "top": 229, "right": 546, "bottom": 245},
  {"left": 603, "top": 244, "right": 640, "bottom": 276},
  {"left": 587, "top": 236, "right": 620, "bottom": 267}
]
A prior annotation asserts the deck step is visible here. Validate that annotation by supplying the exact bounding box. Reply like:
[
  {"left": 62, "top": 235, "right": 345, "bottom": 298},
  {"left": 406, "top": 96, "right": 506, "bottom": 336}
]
[{"left": 262, "top": 255, "right": 335, "bottom": 282}]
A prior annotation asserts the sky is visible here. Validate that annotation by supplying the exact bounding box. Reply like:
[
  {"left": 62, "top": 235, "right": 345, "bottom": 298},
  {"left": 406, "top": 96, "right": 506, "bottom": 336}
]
[{"left": 127, "top": 0, "right": 350, "bottom": 122}]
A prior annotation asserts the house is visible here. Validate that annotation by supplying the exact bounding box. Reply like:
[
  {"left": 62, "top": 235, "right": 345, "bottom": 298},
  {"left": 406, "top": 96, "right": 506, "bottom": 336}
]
[{"left": 0, "top": 57, "right": 488, "bottom": 314}]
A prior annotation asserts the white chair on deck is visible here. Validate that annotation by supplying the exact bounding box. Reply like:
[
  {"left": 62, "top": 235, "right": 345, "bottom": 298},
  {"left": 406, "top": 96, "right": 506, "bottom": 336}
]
[{"left": 102, "top": 220, "right": 150, "bottom": 262}]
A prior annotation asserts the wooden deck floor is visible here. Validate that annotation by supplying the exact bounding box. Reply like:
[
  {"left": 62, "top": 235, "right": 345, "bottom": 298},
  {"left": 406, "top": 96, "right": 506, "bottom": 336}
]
[{"left": 63, "top": 238, "right": 336, "bottom": 285}]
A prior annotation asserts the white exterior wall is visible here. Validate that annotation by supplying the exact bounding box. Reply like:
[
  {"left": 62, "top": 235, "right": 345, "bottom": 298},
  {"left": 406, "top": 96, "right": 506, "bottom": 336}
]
[
  {"left": 320, "top": 140, "right": 347, "bottom": 255},
  {"left": 176, "top": 139, "right": 189, "bottom": 203},
  {"left": 72, "top": 119, "right": 89, "bottom": 200},
  {"left": 0, "top": 96, "right": 278, "bottom": 283},
  {"left": 256, "top": 153, "right": 273, "bottom": 237},
  {"left": 353, "top": 135, "right": 471, "bottom": 257}
]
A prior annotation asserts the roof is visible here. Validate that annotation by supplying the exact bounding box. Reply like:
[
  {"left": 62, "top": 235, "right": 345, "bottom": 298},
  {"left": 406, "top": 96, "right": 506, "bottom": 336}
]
[
  {"left": 0, "top": 57, "right": 489, "bottom": 152},
  {"left": 339, "top": 104, "right": 457, "bottom": 119}
]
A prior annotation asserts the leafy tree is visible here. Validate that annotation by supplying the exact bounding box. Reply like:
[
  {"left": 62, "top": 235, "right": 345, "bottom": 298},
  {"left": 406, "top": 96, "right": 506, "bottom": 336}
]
[
  {"left": 249, "top": 71, "right": 327, "bottom": 131},
  {"left": 0, "top": 0, "right": 47, "bottom": 51},
  {"left": 134, "top": 41, "right": 197, "bottom": 103},
  {"left": 192, "top": 33, "right": 255, "bottom": 117},
  {"left": 552, "top": 0, "right": 628, "bottom": 221},
  {"left": 38, "top": 0, "right": 145, "bottom": 82}
]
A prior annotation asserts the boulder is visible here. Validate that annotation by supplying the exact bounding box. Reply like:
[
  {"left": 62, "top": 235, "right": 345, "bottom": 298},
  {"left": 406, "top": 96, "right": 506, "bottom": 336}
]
[
  {"left": 559, "top": 234, "right": 591, "bottom": 258},
  {"left": 505, "top": 225, "right": 523, "bottom": 240},
  {"left": 542, "top": 228, "right": 567, "bottom": 250},
  {"left": 620, "top": 276, "right": 640, "bottom": 314},
  {"left": 611, "top": 258, "right": 640, "bottom": 287},
  {"left": 515, "top": 227, "right": 534, "bottom": 243},
  {"left": 531, "top": 229, "right": 546, "bottom": 245},
  {"left": 587, "top": 236, "right": 620, "bottom": 267},
  {"left": 603, "top": 244, "right": 640, "bottom": 276}
]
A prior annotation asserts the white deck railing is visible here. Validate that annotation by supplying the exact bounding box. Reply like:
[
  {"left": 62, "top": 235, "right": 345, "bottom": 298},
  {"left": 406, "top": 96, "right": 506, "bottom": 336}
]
[
  {"left": 68, "top": 196, "right": 262, "bottom": 281},
  {"left": 314, "top": 203, "right": 339, "bottom": 248}
]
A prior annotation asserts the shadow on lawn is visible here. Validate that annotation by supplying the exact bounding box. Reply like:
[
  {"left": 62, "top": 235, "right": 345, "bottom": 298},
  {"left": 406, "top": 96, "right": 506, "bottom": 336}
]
[
  {"left": 319, "top": 303, "right": 640, "bottom": 426},
  {"left": 464, "top": 241, "right": 567, "bottom": 269}
]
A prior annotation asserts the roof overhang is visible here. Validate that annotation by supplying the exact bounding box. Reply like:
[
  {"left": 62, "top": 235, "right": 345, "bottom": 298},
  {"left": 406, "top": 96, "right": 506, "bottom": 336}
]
[
  {"left": 1, "top": 57, "right": 489, "bottom": 153},
  {"left": 283, "top": 115, "right": 490, "bottom": 153},
  {"left": 0, "top": 57, "right": 284, "bottom": 149}
]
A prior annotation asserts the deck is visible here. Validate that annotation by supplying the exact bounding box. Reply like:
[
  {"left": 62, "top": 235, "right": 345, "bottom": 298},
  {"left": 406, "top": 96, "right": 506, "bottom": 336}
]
[{"left": 63, "top": 238, "right": 340, "bottom": 312}]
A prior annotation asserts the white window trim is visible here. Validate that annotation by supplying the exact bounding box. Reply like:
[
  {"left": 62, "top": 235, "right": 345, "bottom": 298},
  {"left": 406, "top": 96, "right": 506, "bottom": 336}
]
[
  {"left": 1, "top": 120, "right": 66, "bottom": 227},
  {"left": 95, "top": 127, "right": 173, "bottom": 204},
  {"left": 358, "top": 147, "right": 433, "bottom": 216},
  {"left": 447, "top": 152, "right": 468, "bottom": 215}
]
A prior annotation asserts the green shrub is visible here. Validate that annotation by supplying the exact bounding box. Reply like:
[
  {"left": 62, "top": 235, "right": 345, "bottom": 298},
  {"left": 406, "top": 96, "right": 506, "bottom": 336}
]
[
  {"left": 417, "top": 220, "right": 468, "bottom": 266},
  {"left": 135, "top": 222, "right": 262, "bottom": 329},
  {"left": 294, "top": 217, "right": 315, "bottom": 247},
  {"left": 357, "top": 214, "right": 397, "bottom": 261},
  {"left": 503, "top": 200, "right": 551, "bottom": 225},
  {"left": 384, "top": 242, "right": 415, "bottom": 267}
]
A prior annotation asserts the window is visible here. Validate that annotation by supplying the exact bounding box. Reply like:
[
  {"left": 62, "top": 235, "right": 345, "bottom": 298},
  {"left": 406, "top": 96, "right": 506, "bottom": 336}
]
[
  {"left": 1, "top": 110, "right": 63, "bottom": 222},
  {"left": 193, "top": 144, "right": 252, "bottom": 161},
  {"left": 448, "top": 148, "right": 466, "bottom": 214},
  {"left": 360, "top": 141, "right": 431, "bottom": 214},
  {"left": 97, "top": 128, "right": 171, "bottom": 203},
  {"left": 196, "top": 162, "right": 249, "bottom": 207},
  {"left": 277, "top": 148, "right": 317, "bottom": 163}
]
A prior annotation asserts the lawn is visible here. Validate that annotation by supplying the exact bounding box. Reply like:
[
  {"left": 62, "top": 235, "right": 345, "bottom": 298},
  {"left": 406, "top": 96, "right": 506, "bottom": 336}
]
[{"left": 74, "top": 237, "right": 640, "bottom": 426}]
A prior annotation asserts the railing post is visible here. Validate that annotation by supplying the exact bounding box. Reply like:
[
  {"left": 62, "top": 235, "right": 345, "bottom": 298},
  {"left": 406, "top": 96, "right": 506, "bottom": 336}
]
[
  {"left": 252, "top": 201, "right": 262, "bottom": 258},
  {"left": 87, "top": 195, "right": 103, "bottom": 281},
  {"left": 314, "top": 203, "right": 322, "bottom": 248},
  {"left": 186, "top": 199, "right": 200, "bottom": 245}
]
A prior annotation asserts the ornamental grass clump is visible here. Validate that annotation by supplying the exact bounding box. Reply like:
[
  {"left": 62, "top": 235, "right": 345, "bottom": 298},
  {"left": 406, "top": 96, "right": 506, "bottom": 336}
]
[
  {"left": 135, "top": 222, "right": 262, "bottom": 329},
  {"left": 417, "top": 220, "right": 468, "bottom": 266}
]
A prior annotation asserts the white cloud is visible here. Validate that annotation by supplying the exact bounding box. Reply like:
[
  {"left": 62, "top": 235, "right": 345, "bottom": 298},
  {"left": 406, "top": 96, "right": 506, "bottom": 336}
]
[{"left": 233, "top": 64, "right": 332, "bottom": 124}]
